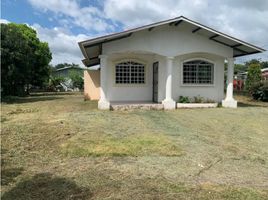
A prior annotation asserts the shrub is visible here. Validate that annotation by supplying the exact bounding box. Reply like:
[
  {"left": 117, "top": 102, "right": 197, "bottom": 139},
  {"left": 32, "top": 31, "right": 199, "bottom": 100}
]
[
  {"left": 193, "top": 96, "right": 203, "bottom": 103},
  {"left": 245, "top": 63, "right": 262, "bottom": 95},
  {"left": 178, "top": 96, "right": 190, "bottom": 103},
  {"left": 252, "top": 81, "right": 268, "bottom": 102},
  {"left": 203, "top": 99, "right": 216, "bottom": 103},
  {"left": 178, "top": 96, "right": 216, "bottom": 103},
  {"left": 47, "top": 76, "right": 65, "bottom": 91}
]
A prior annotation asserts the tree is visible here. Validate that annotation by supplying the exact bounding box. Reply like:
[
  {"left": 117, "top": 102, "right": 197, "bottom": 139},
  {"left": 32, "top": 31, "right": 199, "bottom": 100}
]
[
  {"left": 69, "top": 70, "right": 83, "bottom": 89},
  {"left": 261, "top": 61, "right": 268, "bottom": 69},
  {"left": 1, "top": 23, "right": 52, "bottom": 96},
  {"left": 234, "top": 64, "right": 247, "bottom": 74},
  {"left": 245, "top": 59, "right": 261, "bottom": 68},
  {"left": 48, "top": 76, "right": 65, "bottom": 91},
  {"left": 245, "top": 63, "right": 262, "bottom": 95}
]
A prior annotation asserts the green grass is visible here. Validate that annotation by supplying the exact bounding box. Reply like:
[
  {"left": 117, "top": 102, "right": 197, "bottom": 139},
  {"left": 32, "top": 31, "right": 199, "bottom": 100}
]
[
  {"left": 61, "top": 133, "right": 182, "bottom": 157},
  {"left": 1, "top": 94, "right": 268, "bottom": 199}
]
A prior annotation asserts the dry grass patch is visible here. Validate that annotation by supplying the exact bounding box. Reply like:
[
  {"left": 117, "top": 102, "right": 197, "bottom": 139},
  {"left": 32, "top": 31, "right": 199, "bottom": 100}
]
[{"left": 1, "top": 93, "right": 268, "bottom": 199}]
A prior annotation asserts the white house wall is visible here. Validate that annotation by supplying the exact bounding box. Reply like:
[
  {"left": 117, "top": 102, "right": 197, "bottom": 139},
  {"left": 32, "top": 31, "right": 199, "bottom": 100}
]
[
  {"left": 103, "top": 23, "right": 233, "bottom": 58},
  {"left": 106, "top": 54, "right": 154, "bottom": 102},
  {"left": 173, "top": 53, "right": 225, "bottom": 102},
  {"left": 102, "top": 23, "right": 231, "bottom": 103},
  {"left": 155, "top": 53, "right": 224, "bottom": 103}
]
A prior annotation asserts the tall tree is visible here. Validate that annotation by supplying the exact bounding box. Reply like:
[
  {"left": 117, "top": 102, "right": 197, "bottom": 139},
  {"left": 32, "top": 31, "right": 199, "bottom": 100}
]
[
  {"left": 1, "top": 23, "right": 52, "bottom": 96},
  {"left": 234, "top": 64, "right": 247, "bottom": 74},
  {"left": 245, "top": 63, "right": 262, "bottom": 94},
  {"left": 245, "top": 59, "right": 261, "bottom": 67},
  {"left": 261, "top": 61, "right": 268, "bottom": 69}
]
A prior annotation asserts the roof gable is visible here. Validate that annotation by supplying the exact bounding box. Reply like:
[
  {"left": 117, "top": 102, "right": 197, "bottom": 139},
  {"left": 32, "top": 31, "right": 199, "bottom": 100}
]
[{"left": 79, "top": 16, "right": 265, "bottom": 67}]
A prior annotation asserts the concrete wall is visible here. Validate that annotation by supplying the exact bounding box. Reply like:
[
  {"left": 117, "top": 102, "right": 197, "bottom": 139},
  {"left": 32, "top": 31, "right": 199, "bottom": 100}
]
[{"left": 84, "top": 70, "right": 100, "bottom": 100}]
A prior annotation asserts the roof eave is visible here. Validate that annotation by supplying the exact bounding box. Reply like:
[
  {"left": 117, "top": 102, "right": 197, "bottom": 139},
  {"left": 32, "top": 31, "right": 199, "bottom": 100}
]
[{"left": 79, "top": 15, "right": 266, "bottom": 65}]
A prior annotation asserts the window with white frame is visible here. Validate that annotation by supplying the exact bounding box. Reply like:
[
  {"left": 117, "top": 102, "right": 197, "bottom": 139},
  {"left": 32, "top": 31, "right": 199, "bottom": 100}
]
[
  {"left": 183, "top": 60, "right": 214, "bottom": 84},
  {"left": 115, "top": 61, "right": 145, "bottom": 84}
]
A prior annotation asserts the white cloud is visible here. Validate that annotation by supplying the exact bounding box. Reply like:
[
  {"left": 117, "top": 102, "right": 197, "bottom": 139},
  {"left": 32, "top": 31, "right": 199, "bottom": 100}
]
[
  {"left": 32, "top": 24, "right": 92, "bottom": 65},
  {"left": 6, "top": 1, "right": 268, "bottom": 65},
  {"left": 0, "top": 19, "right": 10, "bottom": 24},
  {"left": 27, "top": 0, "right": 111, "bottom": 32}
]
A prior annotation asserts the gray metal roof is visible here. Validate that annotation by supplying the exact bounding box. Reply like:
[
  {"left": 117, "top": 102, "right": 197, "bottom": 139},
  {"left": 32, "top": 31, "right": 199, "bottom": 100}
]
[{"left": 79, "top": 16, "right": 265, "bottom": 67}]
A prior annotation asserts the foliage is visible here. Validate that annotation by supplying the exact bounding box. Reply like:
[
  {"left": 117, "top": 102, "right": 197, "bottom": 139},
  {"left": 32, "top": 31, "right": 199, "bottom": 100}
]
[
  {"left": 234, "top": 64, "right": 247, "bottom": 74},
  {"left": 193, "top": 95, "right": 203, "bottom": 103},
  {"left": 1, "top": 23, "right": 52, "bottom": 96},
  {"left": 234, "top": 59, "right": 268, "bottom": 75},
  {"left": 48, "top": 76, "right": 65, "bottom": 91},
  {"left": 261, "top": 61, "right": 268, "bottom": 69},
  {"left": 252, "top": 81, "right": 268, "bottom": 102},
  {"left": 245, "top": 63, "right": 262, "bottom": 95},
  {"left": 245, "top": 59, "right": 261, "bottom": 68},
  {"left": 178, "top": 96, "right": 215, "bottom": 103},
  {"left": 69, "top": 70, "right": 83, "bottom": 89},
  {"left": 178, "top": 96, "right": 190, "bottom": 103},
  {"left": 51, "top": 76, "right": 65, "bottom": 87}
]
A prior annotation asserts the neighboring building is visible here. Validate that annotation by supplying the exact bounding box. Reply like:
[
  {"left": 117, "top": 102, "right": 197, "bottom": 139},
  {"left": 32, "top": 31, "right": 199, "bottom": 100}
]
[
  {"left": 262, "top": 68, "right": 268, "bottom": 80},
  {"left": 52, "top": 66, "right": 85, "bottom": 78},
  {"left": 79, "top": 16, "right": 265, "bottom": 110},
  {"left": 234, "top": 67, "right": 268, "bottom": 90},
  {"left": 52, "top": 66, "right": 86, "bottom": 92}
]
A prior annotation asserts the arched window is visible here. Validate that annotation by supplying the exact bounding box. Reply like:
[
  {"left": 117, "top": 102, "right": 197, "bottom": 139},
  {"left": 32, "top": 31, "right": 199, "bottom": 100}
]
[
  {"left": 183, "top": 60, "right": 214, "bottom": 84},
  {"left": 115, "top": 61, "right": 145, "bottom": 84}
]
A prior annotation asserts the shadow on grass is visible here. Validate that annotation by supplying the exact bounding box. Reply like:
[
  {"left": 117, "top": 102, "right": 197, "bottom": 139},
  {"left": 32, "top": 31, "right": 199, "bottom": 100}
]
[
  {"left": 29, "top": 92, "right": 82, "bottom": 96},
  {"left": 1, "top": 168, "right": 24, "bottom": 186},
  {"left": 1, "top": 173, "right": 91, "bottom": 200},
  {"left": 238, "top": 102, "right": 268, "bottom": 108},
  {"left": 1, "top": 96, "right": 64, "bottom": 104}
]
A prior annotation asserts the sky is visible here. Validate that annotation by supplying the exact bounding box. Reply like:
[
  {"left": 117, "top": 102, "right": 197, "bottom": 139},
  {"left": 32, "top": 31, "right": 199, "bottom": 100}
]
[{"left": 1, "top": 0, "right": 268, "bottom": 66}]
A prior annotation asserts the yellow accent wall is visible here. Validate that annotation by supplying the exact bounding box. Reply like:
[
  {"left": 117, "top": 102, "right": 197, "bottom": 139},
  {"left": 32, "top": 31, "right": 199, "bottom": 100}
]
[{"left": 84, "top": 70, "right": 100, "bottom": 100}]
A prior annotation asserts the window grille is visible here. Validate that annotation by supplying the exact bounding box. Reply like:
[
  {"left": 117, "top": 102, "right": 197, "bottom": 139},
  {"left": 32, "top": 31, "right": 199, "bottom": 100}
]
[
  {"left": 183, "top": 60, "right": 214, "bottom": 84},
  {"left": 115, "top": 61, "right": 145, "bottom": 84}
]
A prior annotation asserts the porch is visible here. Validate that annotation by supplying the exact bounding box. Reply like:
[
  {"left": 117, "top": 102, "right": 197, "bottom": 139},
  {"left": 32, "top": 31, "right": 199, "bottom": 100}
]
[{"left": 97, "top": 54, "right": 237, "bottom": 110}]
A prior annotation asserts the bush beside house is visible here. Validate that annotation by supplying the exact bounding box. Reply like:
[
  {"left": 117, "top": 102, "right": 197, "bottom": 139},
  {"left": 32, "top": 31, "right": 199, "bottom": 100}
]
[{"left": 245, "top": 63, "right": 268, "bottom": 101}]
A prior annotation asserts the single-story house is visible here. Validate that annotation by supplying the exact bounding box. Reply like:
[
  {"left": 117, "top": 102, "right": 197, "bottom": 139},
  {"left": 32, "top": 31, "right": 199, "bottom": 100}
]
[{"left": 78, "top": 16, "right": 265, "bottom": 110}]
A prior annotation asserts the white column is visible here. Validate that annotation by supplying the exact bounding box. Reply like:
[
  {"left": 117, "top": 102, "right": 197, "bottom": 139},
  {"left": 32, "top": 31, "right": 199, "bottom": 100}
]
[
  {"left": 222, "top": 57, "right": 237, "bottom": 108},
  {"left": 98, "top": 55, "right": 110, "bottom": 110},
  {"left": 162, "top": 56, "right": 176, "bottom": 110}
]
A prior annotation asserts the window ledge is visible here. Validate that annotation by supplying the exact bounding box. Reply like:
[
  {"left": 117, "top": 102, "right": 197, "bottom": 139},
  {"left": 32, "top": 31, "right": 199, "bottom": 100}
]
[{"left": 181, "top": 84, "right": 215, "bottom": 87}]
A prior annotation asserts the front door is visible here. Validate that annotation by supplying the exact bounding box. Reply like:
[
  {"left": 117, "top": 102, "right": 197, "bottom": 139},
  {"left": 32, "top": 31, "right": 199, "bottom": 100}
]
[{"left": 153, "top": 62, "right": 159, "bottom": 102}]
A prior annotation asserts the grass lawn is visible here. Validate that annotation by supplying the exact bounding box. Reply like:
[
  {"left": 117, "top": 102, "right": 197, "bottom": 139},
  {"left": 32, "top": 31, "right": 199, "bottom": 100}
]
[{"left": 1, "top": 93, "right": 268, "bottom": 199}]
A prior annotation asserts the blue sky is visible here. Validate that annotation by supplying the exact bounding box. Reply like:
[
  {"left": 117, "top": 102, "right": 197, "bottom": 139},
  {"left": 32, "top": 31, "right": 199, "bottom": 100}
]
[{"left": 1, "top": 0, "right": 268, "bottom": 65}]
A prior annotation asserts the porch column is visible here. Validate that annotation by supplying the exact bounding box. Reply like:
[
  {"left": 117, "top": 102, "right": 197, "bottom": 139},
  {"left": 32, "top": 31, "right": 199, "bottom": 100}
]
[
  {"left": 162, "top": 56, "right": 176, "bottom": 110},
  {"left": 98, "top": 55, "right": 110, "bottom": 110},
  {"left": 222, "top": 57, "right": 237, "bottom": 108}
]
